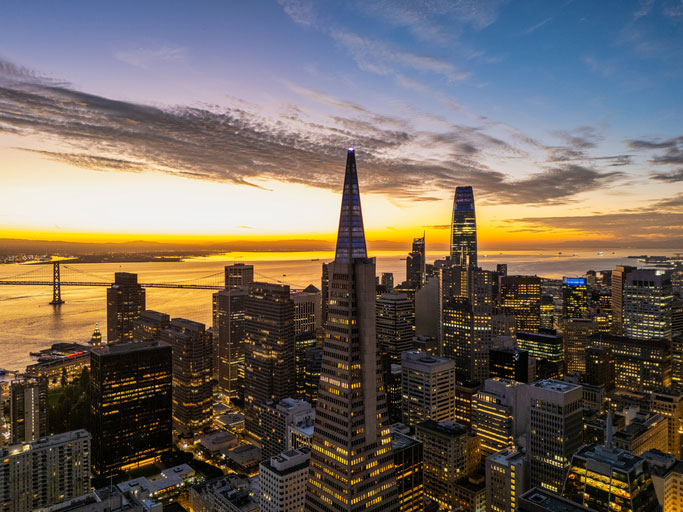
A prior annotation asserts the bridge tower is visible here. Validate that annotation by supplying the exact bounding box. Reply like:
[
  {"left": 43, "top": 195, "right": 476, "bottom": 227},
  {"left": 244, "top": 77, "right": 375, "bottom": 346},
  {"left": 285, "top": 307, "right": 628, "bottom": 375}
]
[{"left": 49, "top": 261, "right": 65, "bottom": 305}]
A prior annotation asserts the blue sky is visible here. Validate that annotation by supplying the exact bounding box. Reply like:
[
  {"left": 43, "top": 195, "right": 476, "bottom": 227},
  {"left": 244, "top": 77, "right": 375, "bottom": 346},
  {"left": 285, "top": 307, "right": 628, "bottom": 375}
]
[{"left": 0, "top": 0, "right": 681, "bottom": 247}]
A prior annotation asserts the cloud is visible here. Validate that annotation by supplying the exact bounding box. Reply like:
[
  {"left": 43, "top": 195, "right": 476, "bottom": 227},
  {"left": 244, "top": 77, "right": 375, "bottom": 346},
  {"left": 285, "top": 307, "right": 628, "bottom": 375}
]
[
  {"left": 651, "top": 169, "right": 683, "bottom": 182},
  {"left": 627, "top": 136, "right": 683, "bottom": 164},
  {"left": 278, "top": 0, "right": 316, "bottom": 26},
  {"left": 526, "top": 17, "right": 552, "bottom": 34},
  {"left": 114, "top": 45, "right": 188, "bottom": 68},
  {"left": 331, "top": 31, "right": 470, "bottom": 83},
  {"left": 582, "top": 55, "right": 615, "bottom": 77},
  {"left": 0, "top": 58, "right": 632, "bottom": 206}
]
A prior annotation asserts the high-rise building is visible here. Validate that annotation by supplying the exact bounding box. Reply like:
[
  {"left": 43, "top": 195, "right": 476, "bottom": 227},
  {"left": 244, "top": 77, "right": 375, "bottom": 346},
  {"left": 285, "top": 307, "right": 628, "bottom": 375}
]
[
  {"left": 641, "top": 448, "right": 683, "bottom": 512},
  {"left": 377, "top": 292, "right": 415, "bottom": 423},
  {"left": 190, "top": 474, "right": 259, "bottom": 512},
  {"left": 517, "top": 329, "right": 564, "bottom": 379},
  {"left": 132, "top": 310, "right": 170, "bottom": 341},
  {"left": 588, "top": 291, "right": 612, "bottom": 333},
  {"left": 674, "top": 331, "right": 683, "bottom": 385},
  {"left": 416, "top": 420, "right": 480, "bottom": 509},
  {"left": 106, "top": 272, "right": 145, "bottom": 343},
  {"left": 486, "top": 448, "right": 529, "bottom": 512},
  {"left": 415, "top": 276, "right": 440, "bottom": 341},
  {"left": 161, "top": 318, "right": 213, "bottom": 439},
  {"left": 563, "top": 420, "right": 659, "bottom": 512},
  {"left": 225, "top": 263, "right": 254, "bottom": 289},
  {"left": 489, "top": 346, "right": 534, "bottom": 383},
  {"left": 471, "top": 378, "right": 530, "bottom": 458},
  {"left": 260, "top": 447, "right": 311, "bottom": 512},
  {"left": 320, "top": 262, "right": 329, "bottom": 328},
  {"left": 90, "top": 341, "right": 172, "bottom": 477},
  {"left": 260, "top": 398, "right": 314, "bottom": 460},
  {"left": 305, "top": 149, "right": 398, "bottom": 512},
  {"left": 303, "top": 346, "right": 322, "bottom": 405},
  {"left": 401, "top": 351, "right": 456, "bottom": 427},
  {"left": 540, "top": 294, "right": 555, "bottom": 330},
  {"left": 407, "top": 235, "right": 426, "bottom": 286},
  {"left": 392, "top": 432, "right": 424, "bottom": 512},
  {"left": 499, "top": 275, "right": 542, "bottom": 333},
  {"left": 9, "top": 376, "right": 47, "bottom": 444},
  {"left": 623, "top": 268, "right": 673, "bottom": 341},
  {"left": 244, "top": 282, "right": 295, "bottom": 439},
  {"left": 674, "top": 299, "right": 683, "bottom": 335},
  {"left": 585, "top": 345, "right": 615, "bottom": 390},
  {"left": 292, "top": 285, "right": 321, "bottom": 336},
  {"left": 381, "top": 272, "right": 394, "bottom": 291},
  {"left": 450, "top": 186, "right": 477, "bottom": 269},
  {"left": 295, "top": 331, "right": 318, "bottom": 398},
  {"left": 612, "top": 265, "right": 637, "bottom": 335},
  {"left": 590, "top": 332, "right": 671, "bottom": 392},
  {"left": 213, "top": 287, "right": 248, "bottom": 403},
  {"left": 561, "top": 277, "right": 588, "bottom": 320},
  {"left": 564, "top": 318, "right": 595, "bottom": 374},
  {"left": 651, "top": 389, "right": 683, "bottom": 459},
  {"left": 0, "top": 430, "right": 91, "bottom": 511},
  {"left": 528, "top": 380, "right": 583, "bottom": 494}
]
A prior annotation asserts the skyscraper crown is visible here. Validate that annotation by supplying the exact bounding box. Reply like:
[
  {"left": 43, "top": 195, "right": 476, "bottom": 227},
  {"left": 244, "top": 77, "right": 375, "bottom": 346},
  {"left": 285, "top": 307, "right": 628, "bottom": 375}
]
[{"left": 334, "top": 148, "right": 367, "bottom": 263}]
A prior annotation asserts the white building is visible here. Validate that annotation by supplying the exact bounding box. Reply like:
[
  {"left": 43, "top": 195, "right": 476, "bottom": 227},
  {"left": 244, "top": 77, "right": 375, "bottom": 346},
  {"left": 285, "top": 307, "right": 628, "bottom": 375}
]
[
  {"left": 401, "top": 350, "right": 456, "bottom": 427},
  {"left": 0, "top": 429, "right": 91, "bottom": 512},
  {"left": 259, "top": 447, "right": 311, "bottom": 512},
  {"left": 485, "top": 448, "right": 528, "bottom": 512}
]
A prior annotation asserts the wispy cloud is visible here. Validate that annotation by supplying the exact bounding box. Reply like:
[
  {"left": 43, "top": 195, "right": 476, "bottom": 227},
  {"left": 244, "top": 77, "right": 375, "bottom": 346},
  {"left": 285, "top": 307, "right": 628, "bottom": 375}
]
[
  {"left": 525, "top": 17, "right": 552, "bottom": 34},
  {"left": 114, "top": 45, "right": 188, "bottom": 69},
  {"left": 277, "top": 0, "right": 316, "bottom": 26}
]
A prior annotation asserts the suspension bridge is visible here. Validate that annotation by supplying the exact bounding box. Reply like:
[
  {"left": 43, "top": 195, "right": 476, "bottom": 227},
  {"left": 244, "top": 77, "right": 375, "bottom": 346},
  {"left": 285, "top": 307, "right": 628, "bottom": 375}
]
[{"left": 0, "top": 261, "right": 301, "bottom": 305}]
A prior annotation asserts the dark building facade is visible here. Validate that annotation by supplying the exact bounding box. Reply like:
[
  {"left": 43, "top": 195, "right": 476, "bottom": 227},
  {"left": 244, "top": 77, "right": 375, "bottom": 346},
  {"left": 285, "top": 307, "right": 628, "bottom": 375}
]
[
  {"left": 132, "top": 310, "right": 170, "bottom": 342},
  {"left": 406, "top": 235, "right": 426, "bottom": 286},
  {"left": 517, "top": 329, "right": 564, "bottom": 380},
  {"left": 392, "top": 432, "right": 424, "bottom": 512},
  {"left": 10, "top": 376, "right": 48, "bottom": 444},
  {"left": 213, "top": 287, "right": 248, "bottom": 404},
  {"left": 499, "top": 275, "right": 542, "bottom": 333},
  {"left": 489, "top": 347, "right": 531, "bottom": 383},
  {"left": 106, "top": 272, "right": 146, "bottom": 343},
  {"left": 305, "top": 149, "right": 398, "bottom": 512},
  {"left": 224, "top": 263, "right": 254, "bottom": 289},
  {"left": 244, "top": 282, "right": 295, "bottom": 439},
  {"left": 161, "top": 318, "right": 213, "bottom": 439},
  {"left": 90, "top": 340, "right": 172, "bottom": 477},
  {"left": 450, "top": 186, "right": 477, "bottom": 269},
  {"left": 562, "top": 277, "right": 588, "bottom": 320}
]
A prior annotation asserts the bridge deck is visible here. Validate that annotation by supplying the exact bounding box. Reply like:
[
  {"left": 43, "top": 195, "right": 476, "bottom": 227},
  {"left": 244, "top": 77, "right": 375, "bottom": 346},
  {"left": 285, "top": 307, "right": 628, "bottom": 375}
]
[{"left": 0, "top": 281, "right": 222, "bottom": 290}]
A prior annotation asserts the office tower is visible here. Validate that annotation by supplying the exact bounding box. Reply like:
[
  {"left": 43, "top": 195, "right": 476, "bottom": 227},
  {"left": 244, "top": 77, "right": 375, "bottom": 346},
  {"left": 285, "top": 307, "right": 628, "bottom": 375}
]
[
  {"left": 674, "top": 299, "right": 683, "bottom": 335},
  {"left": 471, "top": 378, "right": 530, "bottom": 457},
  {"left": 454, "top": 381, "right": 480, "bottom": 427},
  {"left": 528, "top": 380, "right": 583, "bottom": 494},
  {"left": 289, "top": 418, "right": 315, "bottom": 450},
  {"left": 450, "top": 186, "right": 477, "bottom": 269},
  {"left": 392, "top": 432, "right": 424, "bottom": 512},
  {"left": 612, "top": 265, "right": 637, "bottom": 335},
  {"left": 499, "top": 275, "right": 542, "bottom": 333},
  {"left": 564, "top": 318, "right": 595, "bottom": 374},
  {"left": 213, "top": 287, "right": 248, "bottom": 403},
  {"left": 416, "top": 420, "right": 480, "bottom": 509},
  {"left": 244, "top": 282, "right": 295, "bottom": 439},
  {"left": 452, "top": 474, "right": 486, "bottom": 512},
  {"left": 517, "top": 329, "right": 564, "bottom": 379},
  {"left": 415, "top": 276, "right": 440, "bottom": 341},
  {"left": 651, "top": 389, "right": 683, "bottom": 459},
  {"left": 623, "top": 268, "right": 673, "bottom": 341},
  {"left": 106, "top": 272, "right": 145, "bottom": 343},
  {"left": 295, "top": 332, "right": 317, "bottom": 398},
  {"left": 442, "top": 268, "right": 496, "bottom": 384},
  {"left": 486, "top": 448, "right": 529, "bottom": 512},
  {"left": 407, "top": 234, "right": 426, "bottom": 286},
  {"left": 540, "top": 294, "right": 554, "bottom": 330},
  {"left": 561, "top": 277, "right": 588, "bottom": 320},
  {"left": 305, "top": 149, "right": 398, "bottom": 512},
  {"left": 190, "top": 474, "right": 259, "bottom": 512},
  {"left": 292, "top": 285, "right": 321, "bottom": 335},
  {"left": 401, "top": 351, "right": 456, "bottom": 427},
  {"left": 674, "top": 332, "right": 683, "bottom": 385},
  {"left": 589, "top": 333, "right": 671, "bottom": 392},
  {"left": 0, "top": 430, "right": 90, "bottom": 511},
  {"left": 132, "top": 310, "right": 170, "bottom": 341},
  {"left": 9, "top": 376, "right": 47, "bottom": 444},
  {"left": 161, "top": 318, "right": 213, "bottom": 439},
  {"left": 303, "top": 346, "right": 322, "bottom": 405},
  {"left": 377, "top": 292, "right": 415, "bottom": 423},
  {"left": 436, "top": 258, "right": 467, "bottom": 301},
  {"left": 260, "top": 398, "right": 314, "bottom": 460},
  {"left": 489, "top": 346, "right": 533, "bottom": 383},
  {"left": 585, "top": 346, "right": 615, "bottom": 389},
  {"left": 563, "top": 421, "right": 658, "bottom": 511},
  {"left": 381, "top": 272, "right": 394, "bottom": 290},
  {"left": 320, "top": 262, "right": 329, "bottom": 327},
  {"left": 90, "top": 341, "right": 172, "bottom": 477},
  {"left": 642, "top": 449, "right": 683, "bottom": 512},
  {"left": 260, "top": 447, "right": 311, "bottom": 512},
  {"left": 613, "top": 412, "right": 668, "bottom": 455},
  {"left": 225, "top": 263, "right": 254, "bottom": 289}
]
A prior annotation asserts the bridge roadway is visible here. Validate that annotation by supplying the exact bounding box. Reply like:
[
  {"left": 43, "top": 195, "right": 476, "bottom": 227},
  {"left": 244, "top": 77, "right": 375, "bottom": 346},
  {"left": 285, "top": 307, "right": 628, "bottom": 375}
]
[{"left": 0, "top": 280, "right": 223, "bottom": 290}]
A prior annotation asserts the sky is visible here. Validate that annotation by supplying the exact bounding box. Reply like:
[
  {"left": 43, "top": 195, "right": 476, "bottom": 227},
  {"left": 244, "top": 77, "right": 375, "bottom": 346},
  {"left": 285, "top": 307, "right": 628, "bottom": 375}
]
[{"left": 0, "top": 0, "right": 682, "bottom": 251}]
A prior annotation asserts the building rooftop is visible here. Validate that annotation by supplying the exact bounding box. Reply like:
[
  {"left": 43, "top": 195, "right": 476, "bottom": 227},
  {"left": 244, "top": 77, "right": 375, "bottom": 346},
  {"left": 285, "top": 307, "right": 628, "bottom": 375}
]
[
  {"left": 417, "top": 420, "right": 468, "bottom": 437},
  {"left": 93, "top": 340, "right": 170, "bottom": 355},
  {"left": 261, "top": 447, "right": 311, "bottom": 475},
  {"left": 519, "top": 488, "right": 591, "bottom": 512},
  {"left": 391, "top": 432, "right": 422, "bottom": 451},
  {"left": 487, "top": 448, "right": 526, "bottom": 466},
  {"left": 532, "top": 379, "right": 581, "bottom": 393},
  {"left": 573, "top": 444, "right": 644, "bottom": 472}
]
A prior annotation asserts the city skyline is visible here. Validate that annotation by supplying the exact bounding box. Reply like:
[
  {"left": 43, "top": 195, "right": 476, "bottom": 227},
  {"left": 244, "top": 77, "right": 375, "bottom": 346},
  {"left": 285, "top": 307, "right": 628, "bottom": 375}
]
[{"left": 1, "top": 1, "right": 682, "bottom": 250}]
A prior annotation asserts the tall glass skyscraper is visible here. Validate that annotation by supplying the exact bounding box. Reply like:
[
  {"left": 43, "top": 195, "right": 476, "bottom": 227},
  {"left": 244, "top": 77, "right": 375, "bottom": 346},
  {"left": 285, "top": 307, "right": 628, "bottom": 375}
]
[
  {"left": 305, "top": 148, "right": 398, "bottom": 512},
  {"left": 450, "top": 186, "right": 477, "bottom": 269}
]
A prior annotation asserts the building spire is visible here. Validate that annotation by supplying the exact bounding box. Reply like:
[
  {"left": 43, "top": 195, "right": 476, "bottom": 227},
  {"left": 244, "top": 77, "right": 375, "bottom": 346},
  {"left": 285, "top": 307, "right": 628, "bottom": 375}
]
[
  {"left": 605, "top": 410, "right": 614, "bottom": 451},
  {"left": 334, "top": 147, "right": 367, "bottom": 263}
]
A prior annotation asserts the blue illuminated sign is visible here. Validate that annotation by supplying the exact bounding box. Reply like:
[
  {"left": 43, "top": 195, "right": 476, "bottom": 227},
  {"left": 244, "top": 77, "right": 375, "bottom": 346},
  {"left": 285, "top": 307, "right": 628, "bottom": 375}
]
[{"left": 563, "top": 278, "right": 586, "bottom": 286}]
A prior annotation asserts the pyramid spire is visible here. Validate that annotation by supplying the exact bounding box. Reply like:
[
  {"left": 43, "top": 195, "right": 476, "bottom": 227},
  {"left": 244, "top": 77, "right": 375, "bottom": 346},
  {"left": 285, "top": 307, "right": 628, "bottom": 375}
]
[{"left": 334, "top": 148, "right": 367, "bottom": 263}]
